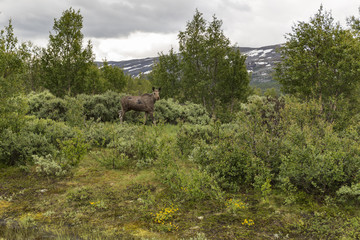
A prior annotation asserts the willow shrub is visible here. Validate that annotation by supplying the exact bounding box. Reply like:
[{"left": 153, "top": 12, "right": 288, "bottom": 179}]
[
  {"left": 155, "top": 98, "right": 210, "bottom": 125},
  {"left": 279, "top": 120, "right": 360, "bottom": 195},
  {"left": 78, "top": 91, "right": 123, "bottom": 122},
  {"left": 185, "top": 95, "right": 360, "bottom": 196},
  {"left": 176, "top": 124, "right": 213, "bottom": 156},
  {"left": 0, "top": 128, "right": 55, "bottom": 165},
  {"left": 0, "top": 117, "right": 75, "bottom": 165},
  {"left": 27, "top": 90, "right": 67, "bottom": 121},
  {"left": 190, "top": 139, "right": 257, "bottom": 192},
  {"left": 277, "top": 97, "right": 360, "bottom": 195},
  {"left": 155, "top": 136, "right": 224, "bottom": 202}
]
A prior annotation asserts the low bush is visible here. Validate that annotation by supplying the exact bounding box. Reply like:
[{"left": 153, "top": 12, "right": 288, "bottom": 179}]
[
  {"left": 190, "top": 138, "right": 259, "bottom": 192},
  {"left": 176, "top": 124, "right": 213, "bottom": 156},
  {"left": 23, "top": 117, "right": 75, "bottom": 146},
  {"left": 27, "top": 90, "right": 67, "bottom": 121},
  {"left": 155, "top": 98, "right": 210, "bottom": 125},
  {"left": 155, "top": 98, "right": 182, "bottom": 124},
  {"left": 79, "top": 91, "right": 123, "bottom": 122},
  {"left": 0, "top": 128, "right": 55, "bottom": 165},
  {"left": 58, "top": 130, "right": 90, "bottom": 167},
  {"left": 91, "top": 148, "right": 131, "bottom": 170},
  {"left": 0, "top": 117, "right": 75, "bottom": 166},
  {"left": 182, "top": 101, "right": 210, "bottom": 125},
  {"left": 277, "top": 98, "right": 360, "bottom": 196},
  {"left": 235, "top": 95, "right": 360, "bottom": 196},
  {"left": 336, "top": 183, "right": 360, "bottom": 204},
  {"left": 33, "top": 154, "right": 67, "bottom": 177},
  {"left": 156, "top": 161, "right": 223, "bottom": 202},
  {"left": 83, "top": 121, "right": 116, "bottom": 147}
]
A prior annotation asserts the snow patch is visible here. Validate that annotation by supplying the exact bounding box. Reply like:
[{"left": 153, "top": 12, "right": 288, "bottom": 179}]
[
  {"left": 246, "top": 50, "right": 263, "bottom": 57},
  {"left": 260, "top": 49, "right": 273, "bottom": 57}
]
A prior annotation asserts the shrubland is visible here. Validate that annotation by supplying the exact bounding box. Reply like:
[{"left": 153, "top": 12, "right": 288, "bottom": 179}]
[
  {"left": 1, "top": 93, "right": 360, "bottom": 239},
  {"left": 2, "top": 5, "right": 360, "bottom": 240}
]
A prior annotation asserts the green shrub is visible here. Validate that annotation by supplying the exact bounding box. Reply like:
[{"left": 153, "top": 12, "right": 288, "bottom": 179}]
[
  {"left": 155, "top": 98, "right": 210, "bottom": 125},
  {"left": 27, "top": 90, "right": 55, "bottom": 113},
  {"left": 0, "top": 128, "right": 55, "bottom": 165},
  {"left": 28, "top": 90, "right": 124, "bottom": 123},
  {"left": 176, "top": 124, "right": 213, "bottom": 156},
  {"left": 236, "top": 95, "right": 285, "bottom": 177},
  {"left": 108, "top": 124, "right": 178, "bottom": 169},
  {"left": 182, "top": 101, "right": 210, "bottom": 125},
  {"left": 190, "top": 139, "right": 255, "bottom": 192},
  {"left": 0, "top": 94, "right": 28, "bottom": 133},
  {"left": 83, "top": 121, "right": 116, "bottom": 147},
  {"left": 33, "top": 154, "right": 67, "bottom": 177},
  {"left": 156, "top": 161, "right": 223, "bottom": 202},
  {"left": 23, "top": 117, "right": 75, "bottom": 146},
  {"left": 134, "top": 126, "right": 158, "bottom": 163},
  {"left": 65, "top": 96, "right": 85, "bottom": 127},
  {"left": 336, "top": 183, "right": 360, "bottom": 204},
  {"left": 79, "top": 91, "right": 124, "bottom": 122},
  {"left": 151, "top": 125, "right": 224, "bottom": 201},
  {"left": 27, "top": 92, "right": 211, "bottom": 124},
  {"left": 58, "top": 130, "right": 90, "bottom": 167},
  {"left": 154, "top": 98, "right": 182, "bottom": 124},
  {"left": 176, "top": 120, "right": 269, "bottom": 192},
  {"left": 90, "top": 123, "right": 140, "bottom": 169},
  {"left": 105, "top": 124, "right": 169, "bottom": 169},
  {"left": 83, "top": 120, "right": 139, "bottom": 148},
  {"left": 27, "top": 90, "right": 67, "bottom": 121},
  {"left": 91, "top": 149, "right": 130, "bottom": 170},
  {"left": 179, "top": 168, "right": 224, "bottom": 201},
  {"left": 107, "top": 124, "right": 138, "bottom": 158},
  {"left": 237, "top": 95, "right": 360, "bottom": 196},
  {"left": 0, "top": 116, "right": 76, "bottom": 166},
  {"left": 279, "top": 120, "right": 360, "bottom": 195}
]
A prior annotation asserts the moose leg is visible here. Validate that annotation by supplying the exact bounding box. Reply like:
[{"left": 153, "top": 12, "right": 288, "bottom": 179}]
[
  {"left": 149, "top": 112, "right": 156, "bottom": 125},
  {"left": 119, "top": 110, "right": 125, "bottom": 123},
  {"left": 143, "top": 112, "right": 148, "bottom": 125}
]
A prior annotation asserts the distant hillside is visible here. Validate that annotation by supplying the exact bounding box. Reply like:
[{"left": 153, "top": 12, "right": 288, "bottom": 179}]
[{"left": 96, "top": 44, "right": 282, "bottom": 90}]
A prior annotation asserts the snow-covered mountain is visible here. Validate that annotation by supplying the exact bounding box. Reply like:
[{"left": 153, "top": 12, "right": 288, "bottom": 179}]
[
  {"left": 98, "top": 44, "right": 282, "bottom": 85},
  {"left": 240, "top": 44, "right": 281, "bottom": 84}
]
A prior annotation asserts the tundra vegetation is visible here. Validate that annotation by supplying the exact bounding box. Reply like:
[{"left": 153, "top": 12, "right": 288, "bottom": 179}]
[{"left": 1, "top": 6, "right": 360, "bottom": 240}]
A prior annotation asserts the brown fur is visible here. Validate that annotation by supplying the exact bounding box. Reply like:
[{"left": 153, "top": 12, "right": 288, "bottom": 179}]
[{"left": 119, "top": 87, "right": 161, "bottom": 124}]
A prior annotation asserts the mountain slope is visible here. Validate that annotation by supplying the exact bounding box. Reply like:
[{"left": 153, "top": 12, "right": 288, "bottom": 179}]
[
  {"left": 240, "top": 44, "right": 281, "bottom": 84},
  {"left": 97, "top": 44, "right": 282, "bottom": 86}
]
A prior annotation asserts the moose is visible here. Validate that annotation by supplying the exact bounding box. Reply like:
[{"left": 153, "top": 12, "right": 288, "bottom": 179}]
[{"left": 119, "top": 87, "right": 161, "bottom": 124}]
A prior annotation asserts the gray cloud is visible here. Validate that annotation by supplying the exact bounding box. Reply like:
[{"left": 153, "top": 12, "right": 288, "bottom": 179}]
[
  {"left": 1, "top": 0, "right": 359, "bottom": 60},
  {"left": 71, "top": 0, "right": 202, "bottom": 38},
  {"left": 1, "top": 0, "right": 252, "bottom": 39}
]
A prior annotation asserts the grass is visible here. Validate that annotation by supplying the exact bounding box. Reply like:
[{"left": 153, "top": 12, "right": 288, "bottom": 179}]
[{"left": 1, "top": 124, "right": 360, "bottom": 239}]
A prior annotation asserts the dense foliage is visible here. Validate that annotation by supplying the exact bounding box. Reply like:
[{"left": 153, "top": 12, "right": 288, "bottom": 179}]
[
  {"left": 274, "top": 6, "right": 360, "bottom": 124},
  {"left": 150, "top": 10, "right": 251, "bottom": 117},
  {"left": 40, "top": 8, "right": 94, "bottom": 97}
]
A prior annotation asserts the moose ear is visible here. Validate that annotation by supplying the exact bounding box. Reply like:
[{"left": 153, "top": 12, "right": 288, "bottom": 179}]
[
  {"left": 158, "top": 87, "right": 161, "bottom": 91},
  {"left": 152, "top": 87, "right": 155, "bottom": 91}
]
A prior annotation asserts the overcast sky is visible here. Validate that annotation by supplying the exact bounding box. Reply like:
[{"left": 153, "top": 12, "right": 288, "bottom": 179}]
[{"left": 0, "top": 0, "right": 359, "bottom": 61}]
